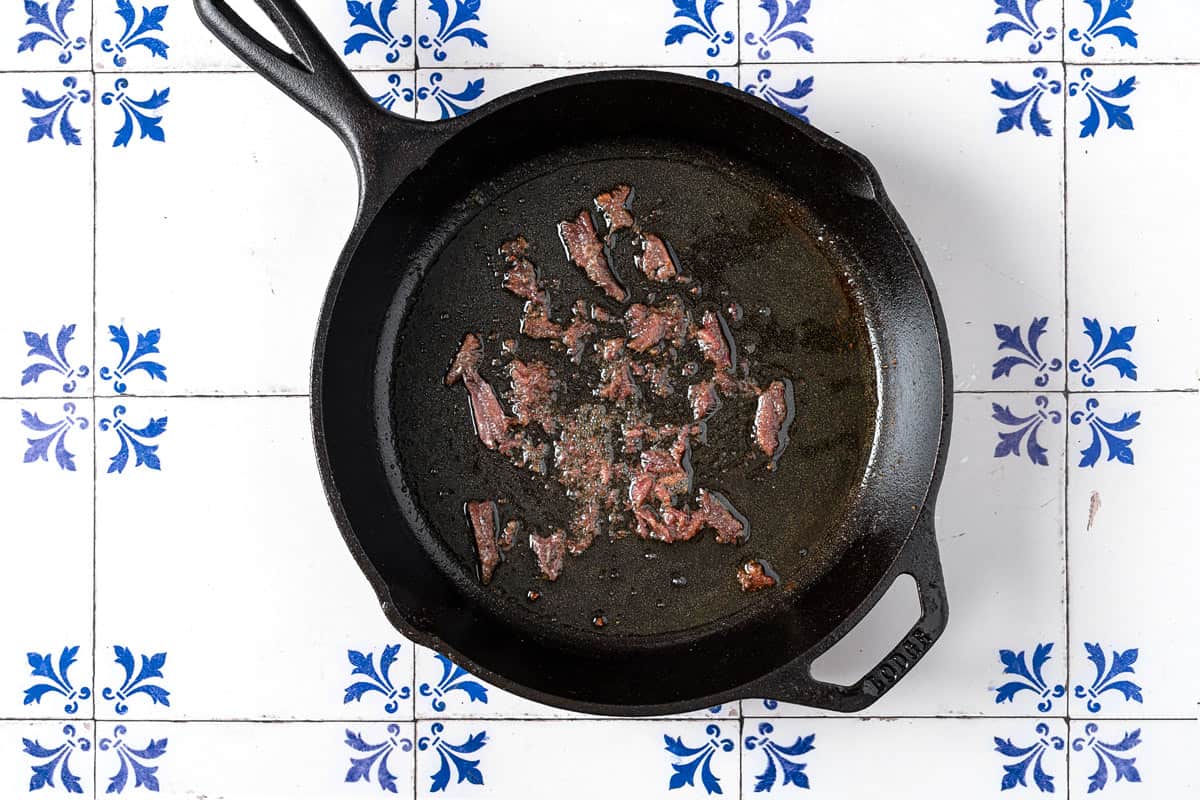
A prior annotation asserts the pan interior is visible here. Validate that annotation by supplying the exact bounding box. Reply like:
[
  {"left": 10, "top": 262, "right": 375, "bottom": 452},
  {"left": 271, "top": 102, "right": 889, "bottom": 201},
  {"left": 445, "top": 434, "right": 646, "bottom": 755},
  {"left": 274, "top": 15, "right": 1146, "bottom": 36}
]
[{"left": 387, "top": 137, "right": 878, "bottom": 641}]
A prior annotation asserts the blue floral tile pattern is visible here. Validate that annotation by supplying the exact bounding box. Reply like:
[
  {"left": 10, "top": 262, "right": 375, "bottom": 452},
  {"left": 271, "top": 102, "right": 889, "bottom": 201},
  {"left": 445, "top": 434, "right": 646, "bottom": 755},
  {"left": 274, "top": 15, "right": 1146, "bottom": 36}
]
[
  {"left": 23, "top": 724, "right": 91, "bottom": 794},
  {"left": 98, "top": 726, "right": 167, "bottom": 794},
  {"left": 100, "top": 0, "right": 169, "bottom": 67},
  {"left": 665, "top": 0, "right": 735, "bottom": 58},
  {"left": 18, "top": 0, "right": 88, "bottom": 64},
  {"left": 22, "top": 403, "right": 88, "bottom": 471},
  {"left": 1069, "top": 319, "right": 1136, "bottom": 385},
  {"left": 371, "top": 73, "right": 412, "bottom": 111},
  {"left": 993, "top": 68, "right": 1062, "bottom": 137},
  {"left": 101, "top": 646, "right": 170, "bottom": 714},
  {"left": 1069, "top": 0, "right": 1137, "bottom": 57},
  {"left": 99, "top": 406, "right": 167, "bottom": 473},
  {"left": 665, "top": 723, "right": 733, "bottom": 795},
  {"left": 344, "top": 0, "right": 413, "bottom": 63},
  {"left": 742, "top": 70, "right": 812, "bottom": 121},
  {"left": 1070, "top": 71, "right": 1135, "bottom": 138},
  {"left": 346, "top": 725, "right": 413, "bottom": 793},
  {"left": 1072, "top": 724, "right": 1142, "bottom": 793},
  {"left": 419, "top": 722, "right": 486, "bottom": 793},
  {"left": 344, "top": 645, "right": 412, "bottom": 714},
  {"left": 744, "top": 0, "right": 813, "bottom": 60},
  {"left": 1070, "top": 399, "right": 1138, "bottom": 468},
  {"left": 744, "top": 722, "right": 813, "bottom": 792},
  {"left": 419, "top": 0, "right": 488, "bottom": 62},
  {"left": 987, "top": 0, "right": 1058, "bottom": 55},
  {"left": 992, "top": 317, "right": 1062, "bottom": 386},
  {"left": 22, "top": 326, "right": 89, "bottom": 392},
  {"left": 1074, "top": 644, "right": 1142, "bottom": 712},
  {"left": 419, "top": 652, "right": 488, "bottom": 712},
  {"left": 99, "top": 325, "right": 167, "bottom": 393},
  {"left": 23, "top": 77, "right": 90, "bottom": 146},
  {"left": 993, "top": 397, "right": 1062, "bottom": 467},
  {"left": 101, "top": 80, "right": 169, "bottom": 147},
  {"left": 416, "top": 72, "right": 485, "bottom": 119},
  {"left": 994, "top": 722, "right": 1064, "bottom": 793},
  {"left": 24, "top": 646, "right": 92, "bottom": 714},
  {"left": 994, "top": 643, "right": 1066, "bottom": 711}
]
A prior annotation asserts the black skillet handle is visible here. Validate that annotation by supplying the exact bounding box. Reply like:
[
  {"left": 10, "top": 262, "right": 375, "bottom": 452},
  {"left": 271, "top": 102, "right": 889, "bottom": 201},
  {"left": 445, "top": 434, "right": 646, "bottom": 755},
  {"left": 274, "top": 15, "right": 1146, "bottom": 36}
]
[
  {"left": 193, "top": 0, "right": 442, "bottom": 213},
  {"left": 753, "top": 506, "right": 949, "bottom": 713}
]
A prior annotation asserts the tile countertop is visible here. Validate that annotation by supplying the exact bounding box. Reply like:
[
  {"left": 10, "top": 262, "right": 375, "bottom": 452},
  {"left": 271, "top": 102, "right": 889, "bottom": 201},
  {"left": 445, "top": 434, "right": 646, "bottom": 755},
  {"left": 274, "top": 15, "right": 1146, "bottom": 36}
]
[{"left": 1, "top": 0, "right": 1197, "bottom": 797}]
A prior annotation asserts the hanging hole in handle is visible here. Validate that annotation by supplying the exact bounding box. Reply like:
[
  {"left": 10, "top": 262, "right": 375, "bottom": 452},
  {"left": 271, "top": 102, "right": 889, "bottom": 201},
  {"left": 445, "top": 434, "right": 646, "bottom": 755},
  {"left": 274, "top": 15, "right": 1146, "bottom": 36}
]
[
  {"left": 222, "top": 0, "right": 291, "bottom": 51},
  {"left": 810, "top": 573, "right": 921, "bottom": 687}
]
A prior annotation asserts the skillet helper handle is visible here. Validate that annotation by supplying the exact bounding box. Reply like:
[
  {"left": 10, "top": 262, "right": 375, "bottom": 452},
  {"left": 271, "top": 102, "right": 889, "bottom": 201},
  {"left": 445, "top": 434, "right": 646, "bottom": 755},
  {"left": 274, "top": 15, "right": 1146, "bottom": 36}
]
[{"left": 765, "top": 507, "right": 948, "bottom": 713}]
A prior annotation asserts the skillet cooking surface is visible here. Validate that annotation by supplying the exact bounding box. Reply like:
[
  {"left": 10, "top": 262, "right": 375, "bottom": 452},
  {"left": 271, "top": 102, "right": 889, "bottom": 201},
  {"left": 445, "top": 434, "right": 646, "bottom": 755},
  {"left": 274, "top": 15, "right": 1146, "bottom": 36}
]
[{"left": 388, "top": 137, "right": 878, "bottom": 640}]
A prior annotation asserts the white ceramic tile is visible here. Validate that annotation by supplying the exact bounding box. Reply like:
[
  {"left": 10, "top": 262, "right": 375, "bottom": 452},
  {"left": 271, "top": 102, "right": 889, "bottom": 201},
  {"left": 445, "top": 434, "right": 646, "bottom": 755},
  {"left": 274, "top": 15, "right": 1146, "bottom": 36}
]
[
  {"left": 94, "top": 72, "right": 358, "bottom": 396},
  {"left": 2, "top": 0, "right": 93, "bottom": 70},
  {"left": 410, "top": 66, "right": 737, "bottom": 120},
  {"left": 0, "top": 399, "right": 94, "bottom": 720},
  {"left": 91, "top": 0, "right": 417, "bottom": 71},
  {"left": 739, "top": 0, "right": 1065, "bottom": 63},
  {"left": 1, "top": 72, "right": 94, "bottom": 399},
  {"left": 737, "top": 62, "right": 1066, "bottom": 391},
  {"left": 94, "top": 397, "right": 415, "bottom": 720},
  {"left": 414, "top": 0, "right": 738, "bottom": 68},
  {"left": 84, "top": 721, "right": 417, "bottom": 797},
  {"left": 1064, "top": 0, "right": 1200, "bottom": 62},
  {"left": 1068, "top": 719, "right": 1196, "bottom": 797},
  {"left": 1067, "top": 392, "right": 1198, "bottom": 718},
  {"left": 1066, "top": 66, "right": 1198, "bottom": 391},
  {"left": 412, "top": 645, "right": 737, "bottom": 720},
  {"left": 740, "top": 717, "right": 1069, "bottom": 797},
  {"left": 1, "top": 720, "right": 95, "bottom": 796},
  {"left": 414, "top": 719, "right": 738, "bottom": 798},
  {"left": 743, "top": 392, "right": 1066, "bottom": 717}
]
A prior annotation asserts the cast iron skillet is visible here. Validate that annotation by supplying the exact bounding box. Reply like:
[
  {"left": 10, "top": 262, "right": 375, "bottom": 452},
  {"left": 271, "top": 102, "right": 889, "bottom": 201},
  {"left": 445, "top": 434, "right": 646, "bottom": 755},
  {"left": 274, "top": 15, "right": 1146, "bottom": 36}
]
[{"left": 196, "top": 0, "right": 952, "bottom": 715}]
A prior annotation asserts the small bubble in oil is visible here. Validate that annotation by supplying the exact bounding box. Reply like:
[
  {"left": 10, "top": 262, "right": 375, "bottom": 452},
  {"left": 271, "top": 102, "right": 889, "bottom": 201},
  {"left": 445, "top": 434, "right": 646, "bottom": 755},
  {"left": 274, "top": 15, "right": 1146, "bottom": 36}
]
[
  {"left": 671, "top": 574, "right": 688, "bottom": 588},
  {"left": 643, "top": 551, "right": 658, "bottom": 560},
  {"left": 654, "top": 599, "right": 666, "bottom": 608},
  {"left": 592, "top": 612, "right": 607, "bottom": 628},
  {"left": 429, "top": 467, "right": 439, "bottom": 475},
  {"left": 609, "top": 569, "right": 621, "bottom": 580},
  {"left": 527, "top": 590, "right": 541, "bottom": 601}
]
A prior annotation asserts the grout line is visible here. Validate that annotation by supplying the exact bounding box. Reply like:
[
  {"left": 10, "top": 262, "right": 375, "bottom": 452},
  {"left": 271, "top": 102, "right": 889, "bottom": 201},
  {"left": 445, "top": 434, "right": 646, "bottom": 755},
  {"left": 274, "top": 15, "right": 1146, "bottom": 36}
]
[
  {"left": 3, "top": 714, "right": 1194, "bottom": 724},
  {"left": 1059, "top": 4, "right": 1074, "bottom": 788},
  {"left": 89, "top": 43, "right": 99, "bottom": 790}
]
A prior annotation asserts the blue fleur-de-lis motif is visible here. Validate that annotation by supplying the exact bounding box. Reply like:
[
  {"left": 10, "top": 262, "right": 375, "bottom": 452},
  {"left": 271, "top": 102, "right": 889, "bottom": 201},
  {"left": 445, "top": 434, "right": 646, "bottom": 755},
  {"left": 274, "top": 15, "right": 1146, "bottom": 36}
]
[
  {"left": 743, "top": 70, "right": 812, "bottom": 121},
  {"left": 99, "top": 325, "right": 166, "bottom": 392},
  {"left": 101, "top": 646, "right": 170, "bottom": 715},
  {"left": 22, "top": 325, "right": 89, "bottom": 392},
  {"left": 993, "top": 317, "right": 1063, "bottom": 385},
  {"left": 1072, "top": 724, "right": 1141, "bottom": 793},
  {"left": 98, "top": 726, "right": 167, "bottom": 794},
  {"left": 417, "top": 72, "right": 485, "bottom": 119},
  {"left": 1074, "top": 643, "right": 1142, "bottom": 712},
  {"left": 762, "top": 699, "right": 780, "bottom": 710},
  {"left": 1069, "top": 318, "right": 1136, "bottom": 384},
  {"left": 99, "top": 406, "right": 167, "bottom": 474},
  {"left": 744, "top": 722, "right": 813, "bottom": 793},
  {"left": 665, "top": 0, "right": 735, "bottom": 57},
  {"left": 1070, "top": 399, "right": 1138, "bottom": 468},
  {"left": 745, "top": 0, "right": 813, "bottom": 60},
  {"left": 665, "top": 724, "right": 735, "bottom": 795},
  {"left": 24, "top": 647, "right": 92, "bottom": 714},
  {"left": 346, "top": 725, "right": 414, "bottom": 794},
  {"left": 1069, "top": 0, "right": 1137, "bottom": 57},
  {"left": 344, "top": 0, "right": 412, "bottom": 63},
  {"left": 993, "top": 643, "right": 1066, "bottom": 711},
  {"left": 419, "top": 653, "right": 488, "bottom": 712},
  {"left": 18, "top": 0, "right": 87, "bottom": 63},
  {"left": 419, "top": 722, "right": 486, "bottom": 793},
  {"left": 994, "top": 722, "right": 1064, "bottom": 793},
  {"left": 24, "top": 724, "right": 91, "bottom": 794},
  {"left": 101, "top": 79, "right": 169, "bottom": 148},
  {"left": 704, "top": 68, "right": 734, "bottom": 87},
  {"left": 987, "top": 0, "right": 1058, "bottom": 54},
  {"left": 22, "top": 404, "right": 88, "bottom": 471},
  {"left": 371, "top": 73, "right": 413, "bottom": 111},
  {"left": 419, "top": 0, "right": 488, "bottom": 62},
  {"left": 100, "top": 0, "right": 168, "bottom": 67},
  {"left": 993, "top": 397, "right": 1062, "bottom": 467},
  {"left": 1069, "top": 69, "right": 1135, "bottom": 138},
  {"left": 993, "top": 67, "right": 1062, "bottom": 137},
  {"left": 344, "top": 645, "right": 412, "bottom": 713},
  {"left": 23, "top": 76, "right": 90, "bottom": 146}
]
